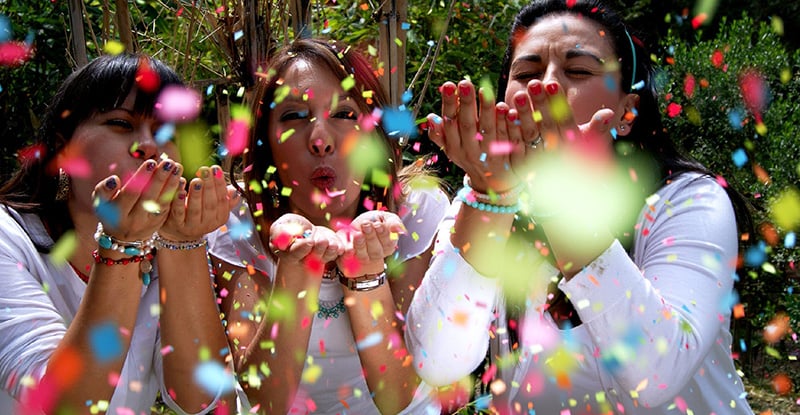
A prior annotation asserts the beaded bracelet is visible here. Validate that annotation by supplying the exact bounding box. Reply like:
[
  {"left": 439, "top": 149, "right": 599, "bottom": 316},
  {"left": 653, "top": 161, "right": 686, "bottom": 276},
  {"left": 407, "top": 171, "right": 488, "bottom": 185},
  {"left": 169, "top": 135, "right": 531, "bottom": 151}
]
[
  {"left": 457, "top": 187, "right": 520, "bottom": 214},
  {"left": 92, "top": 250, "right": 155, "bottom": 286},
  {"left": 463, "top": 176, "right": 523, "bottom": 204},
  {"left": 94, "top": 223, "right": 157, "bottom": 256},
  {"left": 154, "top": 234, "right": 208, "bottom": 250}
]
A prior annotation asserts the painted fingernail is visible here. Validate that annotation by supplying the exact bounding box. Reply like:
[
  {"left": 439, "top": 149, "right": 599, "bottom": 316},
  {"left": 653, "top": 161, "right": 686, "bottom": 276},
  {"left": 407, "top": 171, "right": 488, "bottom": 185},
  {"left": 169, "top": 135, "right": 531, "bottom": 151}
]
[
  {"left": 173, "top": 166, "right": 181, "bottom": 175},
  {"left": 163, "top": 161, "right": 173, "bottom": 172},
  {"left": 105, "top": 177, "right": 117, "bottom": 189},
  {"left": 458, "top": 84, "right": 471, "bottom": 97},
  {"left": 546, "top": 83, "right": 559, "bottom": 95},
  {"left": 200, "top": 168, "right": 210, "bottom": 179},
  {"left": 529, "top": 83, "right": 543, "bottom": 96},
  {"left": 145, "top": 160, "right": 157, "bottom": 171},
  {"left": 431, "top": 114, "right": 443, "bottom": 124},
  {"left": 515, "top": 95, "right": 527, "bottom": 107},
  {"left": 212, "top": 166, "right": 222, "bottom": 178},
  {"left": 441, "top": 83, "right": 456, "bottom": 97},
  {"left": 508, "top": 111, "right": 518, "bottom": 122},
  {"left": 194, "top": 182, "right": 202, "bottom": 191},
  {"left": 178, "top": 191, "right": 187, "bottom": 200},
  {"left": 497, "top": 106, "right": 508, "bottom": 116}
]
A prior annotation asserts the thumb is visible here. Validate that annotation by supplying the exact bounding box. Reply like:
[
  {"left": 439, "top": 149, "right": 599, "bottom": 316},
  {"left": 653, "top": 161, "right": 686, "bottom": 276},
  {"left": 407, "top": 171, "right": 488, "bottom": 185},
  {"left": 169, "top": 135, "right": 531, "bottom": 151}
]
[{"left": 92, "top": 175, "right": 122, "bottom": 229}]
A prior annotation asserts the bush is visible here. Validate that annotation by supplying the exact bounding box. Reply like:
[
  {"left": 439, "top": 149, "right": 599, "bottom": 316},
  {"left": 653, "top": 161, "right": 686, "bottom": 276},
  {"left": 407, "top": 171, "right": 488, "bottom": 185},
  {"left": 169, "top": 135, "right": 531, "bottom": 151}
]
[{"left": 660, "top": 14, "right": 800, "bottom": 387}]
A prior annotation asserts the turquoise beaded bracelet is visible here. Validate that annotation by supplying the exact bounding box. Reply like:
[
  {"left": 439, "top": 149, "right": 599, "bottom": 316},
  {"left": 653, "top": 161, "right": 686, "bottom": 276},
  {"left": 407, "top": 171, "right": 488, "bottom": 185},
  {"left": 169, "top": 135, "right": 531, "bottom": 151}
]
[
  {"left": 456, "top": 187, "right": 520, "bottom": 214},
  {"left": 94, "top": 223, "right": 157, "bottom": 256}
]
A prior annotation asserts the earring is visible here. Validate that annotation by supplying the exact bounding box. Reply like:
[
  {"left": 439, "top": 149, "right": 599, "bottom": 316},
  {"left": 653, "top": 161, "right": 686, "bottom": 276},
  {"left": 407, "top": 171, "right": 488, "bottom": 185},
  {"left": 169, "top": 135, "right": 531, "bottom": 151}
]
[
  {"left": 55, "top": 168, "right": 70, "bottom": 201},
  {"left": 619, "top": 125, "right": 626, "bottom": 132},
  {"left": 268, "top": 183, "right": 280, "bottom": 208}
]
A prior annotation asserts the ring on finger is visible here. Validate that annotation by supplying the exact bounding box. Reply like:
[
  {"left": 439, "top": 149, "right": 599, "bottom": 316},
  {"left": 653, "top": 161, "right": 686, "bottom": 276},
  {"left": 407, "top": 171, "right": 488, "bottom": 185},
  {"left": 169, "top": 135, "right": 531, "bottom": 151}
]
[{"left": 529, "top": 135, "right": 543, "bottom": 149}]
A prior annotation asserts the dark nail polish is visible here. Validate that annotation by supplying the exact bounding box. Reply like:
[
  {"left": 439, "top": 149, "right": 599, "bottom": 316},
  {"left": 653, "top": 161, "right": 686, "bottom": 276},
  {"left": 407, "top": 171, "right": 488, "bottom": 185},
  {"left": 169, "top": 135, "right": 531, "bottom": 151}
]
[
  {"left": 546, "top": 83, "right": 559, "bottom": 95},
  {"left": 163, "top": 161, "right": 173, "bottom": 172},
  {"left": 105, "top": 177, "right": 117, "bottom": 189},
  {"left": 194, "top": 182, "right": 202, "bottom": 191},
  {"left": 146, "top": 161, "right": 157, "bottom": 171}
]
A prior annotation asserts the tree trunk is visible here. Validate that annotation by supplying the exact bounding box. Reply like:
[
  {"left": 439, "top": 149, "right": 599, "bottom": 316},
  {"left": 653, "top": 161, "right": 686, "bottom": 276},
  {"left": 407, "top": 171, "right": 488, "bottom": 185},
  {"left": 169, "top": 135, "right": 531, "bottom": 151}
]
[
  {"left": 378, "top": 0, "right": 408, "bottom": 143},
  {"left": 114, "top": 0, "right": 134, "bottom": 52},
  {"left": 68, "top": 0, "right": 88, "bottom": 67}
]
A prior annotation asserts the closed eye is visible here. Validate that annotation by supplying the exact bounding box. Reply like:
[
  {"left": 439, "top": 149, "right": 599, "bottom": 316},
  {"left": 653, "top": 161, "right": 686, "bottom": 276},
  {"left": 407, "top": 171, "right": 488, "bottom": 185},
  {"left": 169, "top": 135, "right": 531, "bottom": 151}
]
[
  {"left": 279, "top": 110, "right": 309, "bottom": 122},
  {"left": 105, "top": 118, "right": 133, "bottom": 129},
  {"left": 331, "top": 108, "right": 358, "bottom": 120}
]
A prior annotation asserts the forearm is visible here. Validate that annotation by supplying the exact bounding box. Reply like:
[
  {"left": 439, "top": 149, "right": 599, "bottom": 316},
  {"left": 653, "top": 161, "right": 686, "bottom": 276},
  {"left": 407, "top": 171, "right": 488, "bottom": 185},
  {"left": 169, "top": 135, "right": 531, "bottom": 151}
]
[
  {"left": 158, "top": 247, "right": 232, "bottom": 412},
  {"left": 238, "top": 266, "right": 316, "bottom": 415},
  {"left": 451, "top": 204, "right": 516, "bottom": 278},
  {"left": 345, "top": 284, "right": 417, "bottom": 414}
]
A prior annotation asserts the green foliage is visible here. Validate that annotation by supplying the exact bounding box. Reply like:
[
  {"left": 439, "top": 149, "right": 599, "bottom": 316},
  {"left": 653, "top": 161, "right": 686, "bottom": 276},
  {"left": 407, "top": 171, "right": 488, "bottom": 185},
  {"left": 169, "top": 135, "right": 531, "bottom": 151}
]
[{"left": 660, "top": 14, "right": 800, "bottom": 379}]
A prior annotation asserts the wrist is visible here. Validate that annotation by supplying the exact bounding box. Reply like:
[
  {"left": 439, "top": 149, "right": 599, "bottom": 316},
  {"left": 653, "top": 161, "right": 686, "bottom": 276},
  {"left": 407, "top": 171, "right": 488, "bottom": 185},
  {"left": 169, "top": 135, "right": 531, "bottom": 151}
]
[{"left": 337, "top": 265, "right": 387, "bottom": 292}]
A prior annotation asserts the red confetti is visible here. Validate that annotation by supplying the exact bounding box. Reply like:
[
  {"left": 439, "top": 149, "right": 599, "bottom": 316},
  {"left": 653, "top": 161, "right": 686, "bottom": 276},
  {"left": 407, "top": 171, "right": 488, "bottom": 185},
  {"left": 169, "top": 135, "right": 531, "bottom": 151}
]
[
  {"left": 711, "top": 50, "right": 724, "bottom": 68},
  {"left": 0, "top": 41, "right": 32, "bottom": 67},
  {"left": 683, "top": 73, "right": 696, "bottom": 99},
  {"left": 135, "top": 61, "right": 160, "bottom": 93},
  {"left": 739, "top": 70, "right": 767, "bottom": 123},
  {"left": 666, "top": 102, "right": 682, "bottom": 118}
]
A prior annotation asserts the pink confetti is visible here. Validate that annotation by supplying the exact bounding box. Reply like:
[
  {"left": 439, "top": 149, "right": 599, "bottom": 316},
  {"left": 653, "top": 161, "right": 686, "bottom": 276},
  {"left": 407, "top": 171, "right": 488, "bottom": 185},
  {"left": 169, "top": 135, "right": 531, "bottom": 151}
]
[
  {"left": 155, "top": 85, "right": 202, "bottom": 122},
  {"left": 683, "top": 74, "right": 696, "bottom": 98},
  {"left": 226, "top": 118, "right": 250, "bottom": 156},
  {"left": 489, "top": 141, "right": 514, "bottom": 155},
  {"left": 0, "top": 41, "right": 32, "bottom": 67}
]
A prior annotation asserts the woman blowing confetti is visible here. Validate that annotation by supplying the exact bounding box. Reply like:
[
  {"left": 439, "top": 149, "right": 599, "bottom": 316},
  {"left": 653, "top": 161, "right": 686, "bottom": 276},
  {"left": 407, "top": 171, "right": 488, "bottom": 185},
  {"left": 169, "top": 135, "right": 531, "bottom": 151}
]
[
  {"left": 0, "top": 53, "right": 237, "bottom": 414},
  {"left": 208, "top": 38, "right": 448, "bottom": 414},
  {"left": 406, "top": 0, "right": 755, "bottom": 413}
]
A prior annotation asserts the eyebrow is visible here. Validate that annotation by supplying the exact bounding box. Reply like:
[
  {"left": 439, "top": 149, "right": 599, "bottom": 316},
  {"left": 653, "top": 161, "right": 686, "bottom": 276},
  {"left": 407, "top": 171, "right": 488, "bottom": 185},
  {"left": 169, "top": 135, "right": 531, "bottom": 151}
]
[{"left": 512, "top": 49, "right": 604, "bottom": 66}]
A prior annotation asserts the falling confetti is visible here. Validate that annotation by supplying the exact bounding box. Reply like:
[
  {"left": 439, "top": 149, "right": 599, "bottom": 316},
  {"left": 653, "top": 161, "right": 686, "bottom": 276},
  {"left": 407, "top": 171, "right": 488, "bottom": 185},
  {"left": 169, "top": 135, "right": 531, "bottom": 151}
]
[{"left": 155, "top": 85, "right": 202, "bottom": 122}]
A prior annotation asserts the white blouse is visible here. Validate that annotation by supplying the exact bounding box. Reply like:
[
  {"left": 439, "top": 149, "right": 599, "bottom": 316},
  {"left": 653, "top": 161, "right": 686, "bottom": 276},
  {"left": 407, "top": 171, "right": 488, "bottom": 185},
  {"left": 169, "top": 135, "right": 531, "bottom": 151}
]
[
  {"left": 0, "top": 206, "right": 217, "bottom": 415},
  {"left": 208, "top": 187, "right": 450, "bottom": 415},
  {"left": 406, "top": 173, "right": 755, "bottom": 414}
]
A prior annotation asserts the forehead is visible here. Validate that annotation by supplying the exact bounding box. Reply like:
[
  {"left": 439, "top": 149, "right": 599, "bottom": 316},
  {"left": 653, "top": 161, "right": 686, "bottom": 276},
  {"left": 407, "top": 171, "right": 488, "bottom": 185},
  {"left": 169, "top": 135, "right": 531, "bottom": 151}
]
[
  {"left": 512, "top": 13, "right": 616, "bottom": 60},
  {"left": 279, "top": 58, "right": 347, "bottom": 96}
]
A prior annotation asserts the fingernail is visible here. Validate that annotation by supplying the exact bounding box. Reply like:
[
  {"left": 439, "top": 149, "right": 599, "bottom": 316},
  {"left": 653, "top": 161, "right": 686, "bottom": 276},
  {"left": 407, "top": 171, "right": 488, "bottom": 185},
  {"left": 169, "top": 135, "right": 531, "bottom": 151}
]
[
  {"left": 441, "top": 83, "right": 456, "bottom": 97},
  {"left": 163, "top": 161, "right": 173, "bottom": 172},
  {"left": 508, "top": 112, "right": 518, "bottom": 122},
  {"left": 146, "top": 160, "right": 157, "bottom": 171},
  {"left": 515, "top": 95, "right": 527, "bottom": 107},
  {"left": 497, "top": 106, "right": 508, "bottom": 116},
  {"left": 178, "top": 191, "right": 187, "bottom": 200},
  {"left": 458, "top": 84, "right": 471, "bottom": 97},
  {"left": 546, "top": 83, "right": 559, "bottom": 95},
  {"left": 200, "top": 168, "right": 210, "bottom": 179},
  {"left": 529, "top": 83, "right": 543, "bottom": 96},
  {"left": 105, "top": 177, "right": 117, "bottom": 189},
  {"left": 212, "top": 166, "right": 222, "bottom": 178},
  {"left": 431, "top": 114, "right": 443, "bottom": 125},
  {"left": 362, "top": 223, "right": 374, "bottom": 234},
  {"left": 194, "top": 182, "right": 202, "bottom": 191}
]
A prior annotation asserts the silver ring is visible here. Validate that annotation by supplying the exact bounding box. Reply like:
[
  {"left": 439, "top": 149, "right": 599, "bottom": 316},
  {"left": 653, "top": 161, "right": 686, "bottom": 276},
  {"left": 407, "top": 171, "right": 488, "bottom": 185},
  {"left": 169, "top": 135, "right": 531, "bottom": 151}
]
[
  {"left": 529, "top": 135, "right": 543, "bottom": 149},
  {"left": 480, "top": 129, "right": 486, "bottom": 135}
]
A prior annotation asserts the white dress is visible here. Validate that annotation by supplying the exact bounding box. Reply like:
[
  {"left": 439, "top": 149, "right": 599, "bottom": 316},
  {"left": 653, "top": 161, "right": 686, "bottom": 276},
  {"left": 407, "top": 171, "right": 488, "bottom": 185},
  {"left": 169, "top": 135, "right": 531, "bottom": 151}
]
[
  {"left": 0, "top": 206, "right": 219, "bottom": 415},
  {"left": 406, "top": 173, "right": 755, "bottom": 414},
  {"left": 208, "top": 187, "right": 449, "bottom": 415}
]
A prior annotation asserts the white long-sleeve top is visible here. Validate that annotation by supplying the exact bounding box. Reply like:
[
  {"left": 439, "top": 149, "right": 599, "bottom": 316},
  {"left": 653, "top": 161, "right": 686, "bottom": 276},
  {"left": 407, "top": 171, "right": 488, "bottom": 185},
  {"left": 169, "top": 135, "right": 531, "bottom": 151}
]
[
  {"left": 0, "top": 206, "right": 219, "bottom": 415},
  {"left": 406, "top": 172, "right": 755, "bottom": 414},
  {"left": 208, "top": 187, "right": 449, "bottom": 415}
]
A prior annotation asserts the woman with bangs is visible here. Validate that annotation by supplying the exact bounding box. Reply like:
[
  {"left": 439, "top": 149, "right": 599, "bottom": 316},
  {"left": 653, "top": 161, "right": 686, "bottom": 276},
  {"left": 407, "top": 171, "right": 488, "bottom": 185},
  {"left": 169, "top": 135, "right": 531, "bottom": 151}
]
[
  {"left": 0, "top": 53, "right": 236, "bottom": 414},
  {"left": 209, "top": 38, "right": 447, "bottom": 414},
  {"left": 406, "top": 0, "right": 755, "bottom": 413}
]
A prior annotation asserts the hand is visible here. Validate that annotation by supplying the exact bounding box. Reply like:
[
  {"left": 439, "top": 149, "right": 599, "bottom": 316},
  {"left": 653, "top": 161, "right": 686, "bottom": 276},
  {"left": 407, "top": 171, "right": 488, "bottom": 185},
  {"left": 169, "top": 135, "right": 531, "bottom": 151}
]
[
  {"left": 159, "top": 165, "right": 239, "bottom": 241},
  {"left": 269, "top": 214, "right": 344, "bottom": 275},
  {"left": 335, "top": 211, "right": 405, "bottom": 277},
  {"left": 92, "top": 158, "right": 182, "bottom": 243},
  {"left": 426, "top": 80, "right": 528, "bottom": 193}
]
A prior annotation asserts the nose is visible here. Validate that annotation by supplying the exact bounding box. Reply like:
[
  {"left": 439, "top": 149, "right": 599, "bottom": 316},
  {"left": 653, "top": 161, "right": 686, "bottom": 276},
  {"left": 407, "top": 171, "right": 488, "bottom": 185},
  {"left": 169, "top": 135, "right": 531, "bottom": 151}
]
[
  {"left": 308, "top": 124, "right": 336, "bottom": 157},
  {"left": 130, "top": 129, "right": 159, "bottom": 160}
]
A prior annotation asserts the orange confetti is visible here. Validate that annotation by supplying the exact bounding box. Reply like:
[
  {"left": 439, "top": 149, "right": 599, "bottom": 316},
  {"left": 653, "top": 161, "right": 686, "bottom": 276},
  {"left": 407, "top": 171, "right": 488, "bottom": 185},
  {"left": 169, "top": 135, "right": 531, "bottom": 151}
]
[
  {"left": 733, "top": 304, "right": 745, "bottom": 319},
  {"left": 772, "top": 373, "right": 793, "bottom": 396}
]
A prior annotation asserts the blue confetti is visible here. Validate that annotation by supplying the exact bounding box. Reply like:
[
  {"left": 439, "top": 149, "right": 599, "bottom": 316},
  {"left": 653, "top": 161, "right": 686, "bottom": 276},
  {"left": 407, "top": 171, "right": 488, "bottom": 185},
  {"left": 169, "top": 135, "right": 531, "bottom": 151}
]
[
  {"left": 94, "top": 200, "right": 121, "bottom": 229},
  {"left": 356, "top": 332, "right": 383, "bottom": 350},
  {"left": 0, "top": 15, "right": 11, "bottom": 42},
  {"left": 604, "top": 73, "right": 618, "bottom": 92},
  {"left": 731, "top": 148, "right": 748, "bottom": 168},
  {"left": 90, "top": 322, "right": 123, "bottom": 363},
  {"left": 610, "top": 127, "right": 618, "bottom": 139},
  {"left": 206, "top": 84, "right": 214, "bottom": 96},
  {"left": 739, "top": 338, "right": 747, "bottom": 352},
  {"left": 401, "top": 22, "right": 411, "bottom": 30},
  {"left": 233, "top": 30, "right": 243, "bottom": 41},
  {"left": 785, "top": 232, "right": 796, "bottom": 248},
  {"left": 402, "top": 89, "right": 413, "bottom": 104},
  {"left": 727, "top": 107, "right": 745, "bottom": 130},
  {"left": 744, "top": 241, "right": 767, "bottom": 267},
  {"left": 155, "top": 123, "right": 175, "bottom": 145},
  {"left": 228, "top": 221, "right": 253, "bottom": 240},
  {"left": 194, "top": 361, "right": 235, "bottom": 395},
  {"left": 382, "top": 108, "right": 417, "bottom": 139}
]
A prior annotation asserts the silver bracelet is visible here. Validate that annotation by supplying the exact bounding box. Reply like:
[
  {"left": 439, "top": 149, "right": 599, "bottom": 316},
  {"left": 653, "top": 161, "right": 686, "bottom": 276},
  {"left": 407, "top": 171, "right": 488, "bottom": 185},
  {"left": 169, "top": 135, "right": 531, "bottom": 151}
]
[
  {"left": 337, "top": 268, "right": 387, "bottom": 292},
  {"left": 154, "top": 234, "right": 208, "bottom": 250}
]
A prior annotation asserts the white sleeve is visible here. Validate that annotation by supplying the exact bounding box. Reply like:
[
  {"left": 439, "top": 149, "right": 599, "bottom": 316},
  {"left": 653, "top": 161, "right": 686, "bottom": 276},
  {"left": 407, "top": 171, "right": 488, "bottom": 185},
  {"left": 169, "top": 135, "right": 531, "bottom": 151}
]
[
  {"left": 0, "top": 215, "right": 64, "bottom": 399},
  {"left": 560, "top": 175, "right": 739, "bottom": 407},
  {"left": 405, "top": 200, "right": 501, "bottom": 387}
]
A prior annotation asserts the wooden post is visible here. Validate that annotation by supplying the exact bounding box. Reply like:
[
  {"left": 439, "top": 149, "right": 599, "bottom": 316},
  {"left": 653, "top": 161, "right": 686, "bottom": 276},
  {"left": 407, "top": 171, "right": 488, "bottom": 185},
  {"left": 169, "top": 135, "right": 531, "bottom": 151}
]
[
  {"left": 68, "top": 0, "right": 88, "bottom": 66},
  {"left": 378, "top": 0, "right": 408, "bottom": 144},
  {"left": 114, "top": 0, "right": 134, "bottom": 52}
]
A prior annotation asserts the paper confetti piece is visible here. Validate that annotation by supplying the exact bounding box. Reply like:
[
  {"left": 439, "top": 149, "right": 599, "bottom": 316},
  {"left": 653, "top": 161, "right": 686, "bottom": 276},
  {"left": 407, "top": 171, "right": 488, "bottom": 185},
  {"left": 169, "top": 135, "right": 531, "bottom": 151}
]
[
  {"left": 155, "top": 85, "right": 202, "bottom": 122},
  {"left": 90, "top": 322, "right": 123, "bottom": 363},
  {"left": 50, "top": 230, "right": 77, "bottom": 265},
  {"left": 194, "top": 361, "right": 235, "bottom": 395}
]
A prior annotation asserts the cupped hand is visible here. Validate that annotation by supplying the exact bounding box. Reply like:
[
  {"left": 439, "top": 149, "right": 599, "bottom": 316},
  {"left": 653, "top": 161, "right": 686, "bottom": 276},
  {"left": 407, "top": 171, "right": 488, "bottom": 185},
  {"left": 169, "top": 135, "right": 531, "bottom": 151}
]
[
  {"left": 335, "top": 211, "right": 405, "bottom": 277},
  {"left": 426, "top": 80, "right": 528, "bottom": 194},
  {"left": 159, "top": 165, "right": 240, "bottom": 241},
  {"left": 269, "top": 214, "right": 344, "bottom": 274},
  {"left": 92, "top": 158, "right": 182, "bottom": 243}
]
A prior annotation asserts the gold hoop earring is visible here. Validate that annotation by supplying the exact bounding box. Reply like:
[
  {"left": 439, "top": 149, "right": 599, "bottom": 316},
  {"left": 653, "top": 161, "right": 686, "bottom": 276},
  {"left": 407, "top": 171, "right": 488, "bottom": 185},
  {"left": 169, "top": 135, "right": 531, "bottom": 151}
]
[{"left": 55, "top": 168, "right": 70, "bottom": 201}]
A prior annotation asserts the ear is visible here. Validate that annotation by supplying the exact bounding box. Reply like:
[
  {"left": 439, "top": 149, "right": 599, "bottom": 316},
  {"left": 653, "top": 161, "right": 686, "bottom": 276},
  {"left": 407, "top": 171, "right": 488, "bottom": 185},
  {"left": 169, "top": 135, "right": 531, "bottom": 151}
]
[{"left": 616, "top": 93, "right": 640, "bottom": 137}]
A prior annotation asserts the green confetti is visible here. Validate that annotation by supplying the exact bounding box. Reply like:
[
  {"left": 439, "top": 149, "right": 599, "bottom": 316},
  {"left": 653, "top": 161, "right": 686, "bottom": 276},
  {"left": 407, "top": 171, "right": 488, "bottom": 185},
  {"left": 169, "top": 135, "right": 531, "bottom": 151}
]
[
  {"left": 279, "top": 128, "right": 296, "bottom": 143},
  {"left": 341, "top": 75, "right": 355, "bottom": 92},
  {"left": 50, "top": 230, "right": 77, "bottom": 265},
  {"left": 770, "top": 187, "right": 800, "bottom": 231}
]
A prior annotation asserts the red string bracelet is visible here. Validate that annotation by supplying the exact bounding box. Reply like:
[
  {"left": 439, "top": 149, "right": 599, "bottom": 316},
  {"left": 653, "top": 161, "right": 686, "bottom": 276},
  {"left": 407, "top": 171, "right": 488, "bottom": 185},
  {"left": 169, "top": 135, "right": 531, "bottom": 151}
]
[{"left": 92, "top": 250, "right": 155, "bottom": 286}]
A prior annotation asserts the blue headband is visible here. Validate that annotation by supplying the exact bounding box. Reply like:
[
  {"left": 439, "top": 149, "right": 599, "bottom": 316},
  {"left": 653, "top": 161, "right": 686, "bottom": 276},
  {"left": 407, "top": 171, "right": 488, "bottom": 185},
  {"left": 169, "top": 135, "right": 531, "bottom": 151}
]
[{"left": 623, "top": 28, "right": 644, "bottom": 91}]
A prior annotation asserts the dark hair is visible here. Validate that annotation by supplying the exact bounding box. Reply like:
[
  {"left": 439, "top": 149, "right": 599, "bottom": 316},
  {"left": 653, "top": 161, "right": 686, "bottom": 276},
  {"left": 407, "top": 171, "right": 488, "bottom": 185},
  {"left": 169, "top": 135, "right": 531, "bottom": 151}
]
[
  {"left": 0, "top": 53, "right": 183, "bottom": 244},
  {"left": 233, "top": 38, "right": 403, "bottom": 233},
  {"left": 477, "top": 0, "right": 754, "bottom": 392}
]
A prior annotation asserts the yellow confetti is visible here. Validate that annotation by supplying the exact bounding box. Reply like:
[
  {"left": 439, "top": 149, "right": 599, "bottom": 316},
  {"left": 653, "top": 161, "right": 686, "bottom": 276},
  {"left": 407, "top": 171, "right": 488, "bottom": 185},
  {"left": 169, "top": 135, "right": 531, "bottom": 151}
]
[
  {"left": 301, "top": 363, "right": 322, "bottom": 383},
  {"left": 341, "top": 75, "right": 356, "bottom": 91},
  {"left": 50, "top": 230, "right": 77, "bottom": 265},
  {"left": 279, "top": 128, "right": 296, "bottom": 143},
  {"left": 103, "top": 41, "right": 125, "bottom": 55}
]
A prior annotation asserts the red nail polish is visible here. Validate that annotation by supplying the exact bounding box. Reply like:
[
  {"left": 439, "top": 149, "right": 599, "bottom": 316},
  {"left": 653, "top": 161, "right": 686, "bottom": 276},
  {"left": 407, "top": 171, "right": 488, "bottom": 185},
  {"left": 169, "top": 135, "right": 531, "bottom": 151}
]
[
  {"left": 442, "top": 83, "right": 456, "bottom": 97},
  {"left": 515, "top": 95, "right": 527, "bottom": 106},
  {"left": 546, "top": 83, "right": 559, "bottom": 95},
  {"left": 529, "top": 83, "right": 543, "bottom": 96},
  {"left": 497, "top": 106, "right": 508, "bottom": 115},
  {"left": 459, "top": 84, "right": 471, "bottom": 96},
  {"left": 508, "top": 112, "right": 518, "bottom": 122}
]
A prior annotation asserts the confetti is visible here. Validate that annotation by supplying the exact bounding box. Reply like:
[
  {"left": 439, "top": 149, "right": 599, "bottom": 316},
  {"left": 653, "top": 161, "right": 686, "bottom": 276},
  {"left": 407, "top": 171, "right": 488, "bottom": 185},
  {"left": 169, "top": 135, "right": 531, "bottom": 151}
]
[
  {"left": 90, "top": 322, "right": 123, "bottom": 363},
  {"left": 194, "top": 361, "right": 235, "bottom": 395},
  {"left": 155, "top": 85, "right": 202, "bottom": 122}
]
